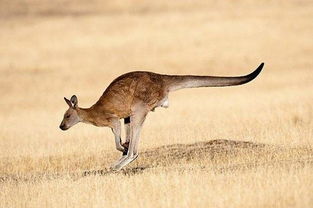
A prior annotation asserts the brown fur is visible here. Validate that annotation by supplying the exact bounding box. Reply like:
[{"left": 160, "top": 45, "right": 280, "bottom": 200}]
[{"left": 77, "top": 63, "right": 263, "bottom": 127}]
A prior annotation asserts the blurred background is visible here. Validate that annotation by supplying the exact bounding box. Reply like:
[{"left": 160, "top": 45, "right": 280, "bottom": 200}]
[{"left": 0, "top": 0, "right": 312, "bottom": 157}]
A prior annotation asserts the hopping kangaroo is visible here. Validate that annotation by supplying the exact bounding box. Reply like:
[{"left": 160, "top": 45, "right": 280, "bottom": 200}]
[{"left": 60, "top": 63, "right": 264, "bottom": 171}]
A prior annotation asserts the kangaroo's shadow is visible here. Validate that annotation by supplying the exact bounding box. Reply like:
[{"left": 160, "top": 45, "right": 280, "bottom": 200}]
[{"left": 82, "top": 166, "right": 148, "bottom": 177}]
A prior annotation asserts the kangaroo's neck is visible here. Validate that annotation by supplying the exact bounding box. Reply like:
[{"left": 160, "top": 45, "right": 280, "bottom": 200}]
[
  {"left": 76, "top": 107, "right": 92, "bottom": 123},
  {"left": 77, "top": 107, "right": 111, "bottom": 127}
]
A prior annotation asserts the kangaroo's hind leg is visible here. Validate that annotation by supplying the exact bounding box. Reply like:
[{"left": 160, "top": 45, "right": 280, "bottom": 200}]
[{"left": 112, "top": 107, "right": 148, "bottom": 171}]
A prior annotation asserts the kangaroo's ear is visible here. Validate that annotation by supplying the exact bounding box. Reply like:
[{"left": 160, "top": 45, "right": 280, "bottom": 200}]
[
  {"left": 70, "top": 95, "right": 78, "bottom": 108},
  {"left": 64, "top": 97, "right": 72, "bottom": 107}
]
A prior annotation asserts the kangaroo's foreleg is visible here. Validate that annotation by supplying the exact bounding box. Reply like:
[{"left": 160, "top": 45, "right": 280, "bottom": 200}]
[
  {"left": 112, "top": 108, "right": 148, "bottom": 171},
  {"left": 111, "top": 119, "right": 124, "bottom": 153},
  {"left": 122, "top": 117, "right": 131, "bottom": 155}
]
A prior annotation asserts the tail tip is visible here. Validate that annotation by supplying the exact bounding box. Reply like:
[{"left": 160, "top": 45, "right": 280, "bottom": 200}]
[
  {"left": 254, "top": 62, "right": 264, "bottom": 75},
  {"left": 247, "top": 62, "right": 264, "bottom": 82},
  {"left": 259, "top": 62, "right": 264, "bottom": 70}
]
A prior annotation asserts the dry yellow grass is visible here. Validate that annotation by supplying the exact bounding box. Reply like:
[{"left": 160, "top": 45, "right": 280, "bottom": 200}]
[{"left": 0, "top": 0, "right": 313, "bottom": 207}]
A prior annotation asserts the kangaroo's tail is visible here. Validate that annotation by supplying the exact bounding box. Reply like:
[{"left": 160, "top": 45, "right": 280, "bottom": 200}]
[{"left": 163, "top": 63, "right": 264, "bottom": 91}]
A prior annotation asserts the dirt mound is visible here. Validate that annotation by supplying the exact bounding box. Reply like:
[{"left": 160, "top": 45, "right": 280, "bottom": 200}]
[{"left": 138, "top": 139, "right": 267, "bottom": 167}]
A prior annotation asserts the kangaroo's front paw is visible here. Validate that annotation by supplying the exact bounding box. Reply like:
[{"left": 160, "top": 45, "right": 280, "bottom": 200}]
[{"left": 122, "top": 142, "right": 129, "bottom": 156}]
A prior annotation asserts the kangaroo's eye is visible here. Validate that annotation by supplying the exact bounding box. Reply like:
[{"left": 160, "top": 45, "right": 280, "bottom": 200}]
[{"left": 66, "top": 115, "right": 70, "bottom": 118}]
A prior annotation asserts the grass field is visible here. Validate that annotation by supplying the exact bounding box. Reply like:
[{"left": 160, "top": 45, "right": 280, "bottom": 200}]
[{"left": 0, "top": 0, "right": 313, "bottom": 207}]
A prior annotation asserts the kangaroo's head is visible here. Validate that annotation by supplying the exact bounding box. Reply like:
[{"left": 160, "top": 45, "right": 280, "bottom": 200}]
[{"left": 59, "top": 95, "right": 81, "bottom": 131}]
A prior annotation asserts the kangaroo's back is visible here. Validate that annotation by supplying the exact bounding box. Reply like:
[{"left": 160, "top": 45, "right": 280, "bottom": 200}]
[{"left": 93, "top": 71, "right": 167, "bottom": 117}]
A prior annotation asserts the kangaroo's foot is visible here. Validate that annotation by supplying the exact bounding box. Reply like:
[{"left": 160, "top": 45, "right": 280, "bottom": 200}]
[
  {"left": 111, "top": 154, "right": 139, "bottom": 171},
  {"left": 111, "top": 155, "right": 127, "bottom": 169}
]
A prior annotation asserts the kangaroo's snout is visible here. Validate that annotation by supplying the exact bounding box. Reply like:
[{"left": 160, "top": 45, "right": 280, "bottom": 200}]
[{"left": 59, "top": 124, "right": 68, "bottom": 131}]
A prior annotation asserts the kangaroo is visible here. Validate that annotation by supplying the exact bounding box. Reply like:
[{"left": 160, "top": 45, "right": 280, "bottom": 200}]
[{"left": 60, "top": 63, "right": 264, "bottom": 171}]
